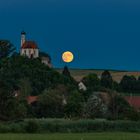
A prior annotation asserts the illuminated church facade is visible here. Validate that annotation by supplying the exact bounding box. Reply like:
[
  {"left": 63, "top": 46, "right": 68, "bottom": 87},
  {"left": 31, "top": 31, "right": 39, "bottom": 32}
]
[{"left": 20, "top": 31, "right": 39, "bottom": 58}]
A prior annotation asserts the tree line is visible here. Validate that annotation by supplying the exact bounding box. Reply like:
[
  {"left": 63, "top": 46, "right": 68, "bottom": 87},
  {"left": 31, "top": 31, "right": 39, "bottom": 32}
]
[
  {"left": 0, "top": 40, "right": 139, "bottom": 121},
  {"left": 83, "top": 69, "right": 140, "bottom": 94}
]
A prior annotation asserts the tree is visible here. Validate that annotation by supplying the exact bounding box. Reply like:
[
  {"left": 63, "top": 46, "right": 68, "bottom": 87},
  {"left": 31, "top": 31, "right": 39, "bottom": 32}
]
[
  {"left": 136, "top": 76, "right": 140, "bottom": 93},
  {"left": 35, "top": 89, "right": 65, "bottom": 118},
  {"left": 62, "top": 66, "right": 71, "bottom": 77},
  {"left": 19, "top": 78, "right": 32, "bottom": 97},
  {"left": 112, "top": 81, "right": 120, "bottom": 91},
  {"left": 120, "top": 75, "right": 137, "bottom": 93},
  {"left": 0, "top": 40, "right": 16, "bottom": 59},
  {"left": 82, "top": 73, "right": 101, "bottom": 93},
  {"left": 62, "top": 66, "right": 77, "bottom": 88},
  {"left": 101, "top": 70, "right": 113, "bottom": 89},
  {"left": 0, "top": 81, "right": 27, "bottom": 121},
  {"left": 83, "top": 93, "right": 108, "bottom": 119},
  {"left": 107, "top": 91, "right": 138, "bottom": 120},
  {"left": 65, "top": 90, "right": 84, "bottom": 118}
]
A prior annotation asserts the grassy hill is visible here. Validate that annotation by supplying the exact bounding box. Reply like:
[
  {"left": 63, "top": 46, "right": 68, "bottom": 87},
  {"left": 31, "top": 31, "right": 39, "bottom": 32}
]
[{"left": 56, "top": 68, "right": 140, "bottom": 82}]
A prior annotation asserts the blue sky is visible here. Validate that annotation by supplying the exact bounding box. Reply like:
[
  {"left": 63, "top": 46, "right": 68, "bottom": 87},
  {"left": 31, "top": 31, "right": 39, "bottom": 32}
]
[{"left": 0, "top": 0, "right": 140, "bottom": 70}]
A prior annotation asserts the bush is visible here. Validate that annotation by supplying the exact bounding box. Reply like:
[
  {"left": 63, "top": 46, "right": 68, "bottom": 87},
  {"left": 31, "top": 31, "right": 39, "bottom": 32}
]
[
  {"left": 0, "top": 124, "right": 11, "bottom": 133},
  {"left": 24, "top": 119, "right": 140, "bottom": 133},
  {"left": 25, "top": 120, "right": 40, "bottom": 133},
  {"left": 0, "top": 119, "right": 139, "bottom": 133},
  {"left": 9, "top": 123, "right": 25, "bottom": 133}
]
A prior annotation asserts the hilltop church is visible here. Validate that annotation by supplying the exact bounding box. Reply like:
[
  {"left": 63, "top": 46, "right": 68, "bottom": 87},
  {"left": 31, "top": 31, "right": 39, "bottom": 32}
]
[
  {"left": 20, "top": 31, "right": 39, "bottom": 58},
  {"left": 20, "top": 31, "right": 52, "bottom": 67}
]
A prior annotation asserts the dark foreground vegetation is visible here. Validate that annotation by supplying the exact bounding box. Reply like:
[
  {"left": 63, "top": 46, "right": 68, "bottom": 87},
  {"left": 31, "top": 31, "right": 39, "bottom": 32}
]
[{"left": 0, "top": 119, "right": 140, "bottom": 133}]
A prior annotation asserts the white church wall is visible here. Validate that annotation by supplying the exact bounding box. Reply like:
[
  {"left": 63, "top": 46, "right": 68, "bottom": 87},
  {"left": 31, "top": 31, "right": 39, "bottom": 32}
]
[
  {"left": 21, "top": 48, "right": 39, "bottom": 58},
  {"left": 34, "top": 49, "right": 39, "bottom": 58}
]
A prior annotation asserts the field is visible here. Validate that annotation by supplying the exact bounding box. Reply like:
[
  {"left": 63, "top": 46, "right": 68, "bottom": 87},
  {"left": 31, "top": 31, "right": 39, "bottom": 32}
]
[
  {"left": 56, "top": 68, "right": 140, "bottom": 82},
  {"left": 0, "top": 133, "right": 140, "bottom": 140}
]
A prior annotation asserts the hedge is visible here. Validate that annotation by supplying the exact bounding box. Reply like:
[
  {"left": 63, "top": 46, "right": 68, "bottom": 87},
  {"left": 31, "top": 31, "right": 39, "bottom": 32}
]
[{"left": 0, "top": 119, "right": 140, "bottom": 133}]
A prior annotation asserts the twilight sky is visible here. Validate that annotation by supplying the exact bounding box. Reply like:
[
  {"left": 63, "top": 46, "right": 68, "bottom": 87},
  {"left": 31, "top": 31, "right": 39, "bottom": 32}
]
[{"left": 0, "top": 0, "right": 140, "bottom": 70}]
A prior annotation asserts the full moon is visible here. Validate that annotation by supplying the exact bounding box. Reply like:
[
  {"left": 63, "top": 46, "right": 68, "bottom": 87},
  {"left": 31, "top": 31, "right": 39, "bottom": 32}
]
[{"left": 62, "top": 51, "right": 74, "bottom": 63}]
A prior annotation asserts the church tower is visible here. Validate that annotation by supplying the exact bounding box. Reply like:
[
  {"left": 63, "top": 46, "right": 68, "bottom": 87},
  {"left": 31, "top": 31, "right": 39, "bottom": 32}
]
[{"left": 21, "top": 31, "right": 26, "bottom": 47}]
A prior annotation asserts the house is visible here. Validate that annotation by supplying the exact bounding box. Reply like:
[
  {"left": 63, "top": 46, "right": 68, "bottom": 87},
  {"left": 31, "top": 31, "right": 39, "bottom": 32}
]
[{"left": 78, "top": 82, "right": 87, "bottom": 91}]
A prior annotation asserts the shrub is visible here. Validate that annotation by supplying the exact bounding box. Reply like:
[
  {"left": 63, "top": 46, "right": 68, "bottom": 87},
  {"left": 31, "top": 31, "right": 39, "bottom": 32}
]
[
  {"left": 9, "top": 122, "right": 25, "bottom": 133},
  {"left": 25, "top": 120, "right": 40, "bottom": 133},
  {"left": 0, "top": 124, "right": 11, "bottom": 133},
  {"left": 0, "top": 119, "right": 139, "bottom": 133}
]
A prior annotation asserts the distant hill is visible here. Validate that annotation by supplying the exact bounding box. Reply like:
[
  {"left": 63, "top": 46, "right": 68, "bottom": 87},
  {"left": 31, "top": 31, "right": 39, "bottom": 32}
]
[{"left": 56, "top": 68, "right": 140, "bottom": 82}]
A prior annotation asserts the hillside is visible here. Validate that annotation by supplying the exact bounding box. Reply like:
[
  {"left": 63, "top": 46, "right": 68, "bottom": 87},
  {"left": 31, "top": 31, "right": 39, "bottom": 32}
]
[{"left": 56, "top": 68, "right": 140, "bottom": 82}]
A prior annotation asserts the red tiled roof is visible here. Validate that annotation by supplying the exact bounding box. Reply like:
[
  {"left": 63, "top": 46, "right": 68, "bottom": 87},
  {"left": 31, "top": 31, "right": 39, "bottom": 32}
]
[
  {"left": 22, "top": 41, "right": 38, "bottom": 49},
  {"left": 125, "top": 96, "right": 140, "bottom": 110},
  {"left": 27, "top": 96, "right": 38, "bottom": 104}
]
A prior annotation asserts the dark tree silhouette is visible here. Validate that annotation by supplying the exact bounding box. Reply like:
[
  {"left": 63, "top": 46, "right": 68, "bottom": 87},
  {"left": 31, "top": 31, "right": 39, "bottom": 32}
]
[
  {"left": 120, "top": 75, "right": 137, "bottom": 93},
  {"left": 0, "top": 40, "right": 16, "bottom": 59},
  {"left": 101, "top": 70, "right": 113, "bottom": 88},
  {"left": 62, "top": 66, "right": 71, "bottom": 77}
]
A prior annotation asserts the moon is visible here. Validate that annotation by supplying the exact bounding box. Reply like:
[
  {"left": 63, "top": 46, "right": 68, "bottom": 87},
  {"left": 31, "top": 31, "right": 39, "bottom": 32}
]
[{"left": 62, "top": 51, "right": 74, "bottom": 63}]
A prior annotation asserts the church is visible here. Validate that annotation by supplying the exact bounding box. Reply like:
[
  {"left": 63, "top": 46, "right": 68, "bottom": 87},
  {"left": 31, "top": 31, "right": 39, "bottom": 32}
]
[
  {"left": 20, "top": 31, "right": 39, "bottom": 58},
  {"left": 20, "top": 31, "right": 52, "bottom": 67}
]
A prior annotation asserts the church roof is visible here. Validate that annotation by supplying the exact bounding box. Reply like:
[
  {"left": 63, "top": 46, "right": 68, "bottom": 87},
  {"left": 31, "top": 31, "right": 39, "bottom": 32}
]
[{"left": 22, "top": 41, "right": 38, "bottom": 49}]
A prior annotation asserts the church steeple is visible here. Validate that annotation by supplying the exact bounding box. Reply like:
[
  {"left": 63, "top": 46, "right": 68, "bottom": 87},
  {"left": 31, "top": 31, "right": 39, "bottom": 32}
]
[{"left": 21, "top": 31, "right": 26, "bottom": 47}]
